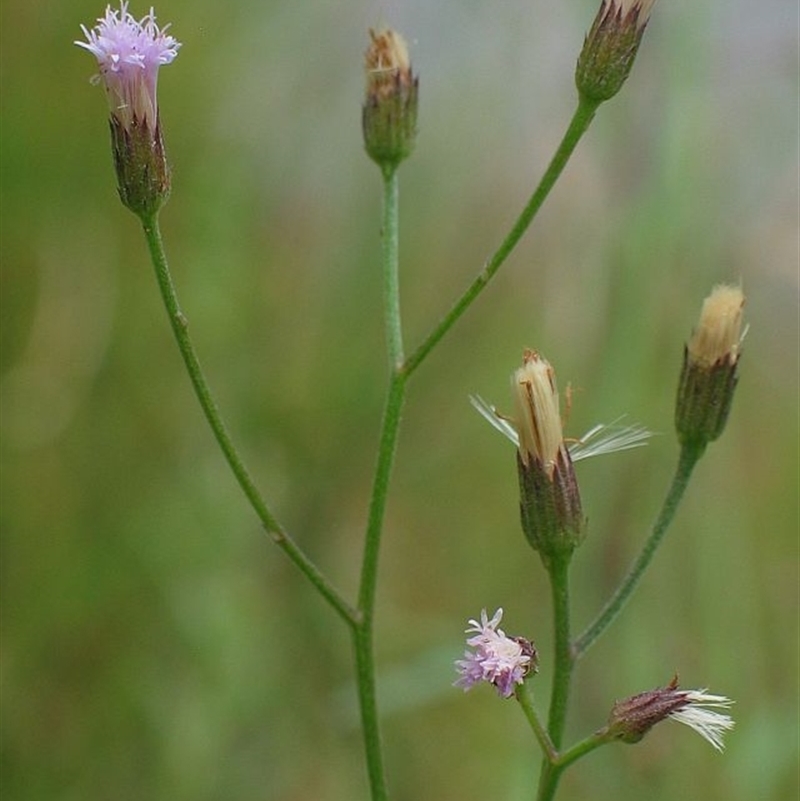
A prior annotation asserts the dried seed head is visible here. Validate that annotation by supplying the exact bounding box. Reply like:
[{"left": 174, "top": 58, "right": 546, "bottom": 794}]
[{"left": 605, "top": 676, "right": 735, "bottom": 752}]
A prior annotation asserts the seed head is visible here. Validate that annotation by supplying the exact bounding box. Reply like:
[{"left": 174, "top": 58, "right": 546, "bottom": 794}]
[{"left": 605, "top": 676, "right": 735, "bottom": 752}]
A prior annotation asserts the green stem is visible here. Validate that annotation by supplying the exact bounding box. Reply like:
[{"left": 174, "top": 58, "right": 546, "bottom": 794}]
[
  {"left": 536, "top": 761, "right": 565, "bottom": 801},
  {"left": 352, "top": 622, "right": 388, "bottom": 801},
  {"left": 534, "top": 730, "right": 610, "bottom": 801},
  {"left": 381, "top": 168, "right": 404, "bottom": 369},
  {"left": 516, "top": 682, "right": 557, "bottom": 763},
  {"left": 353, "top": 167, "right": 407, "bottom": 801},
  {"left": 403, "top": 94, "right": 600, "bottom": 378},
  {"left": 537, "top": 554, "right": 574, "bottom": 801},
  {"left": 140, "top": 214, "right": 357, "bottom": 626},
  {"left": 546, "top": 554, "right": 574, "bottom": 747},
  {"left": 554, "top": 731, "right": 610, "bottom": 771},
  {"left": 358, "top": 374, "right": 406, "bottom": 616},
  {"left": 573, "top": 444, "right": 703, "bottom": 659}
]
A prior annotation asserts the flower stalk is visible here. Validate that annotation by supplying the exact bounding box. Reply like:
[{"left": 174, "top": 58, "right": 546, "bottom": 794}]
[
  {"left": 575, "top": 286, "right": 745, "bottom": 658},
  {"left": 516, "top": 681, "right": 557, "bottom": 762},
  {"left": 573, "top": 444, "right": 699, "bottom": 658},
  {"left": 403, "top": 93, "right": 600, "bottom": 377},
  {"left": 352, "top": 27, "right": 417, "bottom": 793},
  {"left": 140, "top": 215, "right": 357, "bottom": 625}
]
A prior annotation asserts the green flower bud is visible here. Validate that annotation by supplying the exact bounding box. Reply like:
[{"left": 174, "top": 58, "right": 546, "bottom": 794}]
[{"left": 575, "top": 0, "right": 656, "bottom": 103}]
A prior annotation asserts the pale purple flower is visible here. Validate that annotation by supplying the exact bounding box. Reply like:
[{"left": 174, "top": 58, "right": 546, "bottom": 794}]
[
  {"left": 454, "top": 608, "right": 536, "bottom": 699},
  {"left": 76, "top": 2, "right": 180, "bottom": 130}
]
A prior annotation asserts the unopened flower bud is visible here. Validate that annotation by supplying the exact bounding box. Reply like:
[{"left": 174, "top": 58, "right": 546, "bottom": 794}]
[
  {"left": 604, "top": 676, "right": 735, "bottom": 752},
  {"left": 513, "top": 351, "right": 586, "bottom": 563},
  {"left": 675, "top": 285, "right": 745, "bottom": 451},
  {"left": 362, "top": 28, "right": 418, "bottom": 173},
  {"left": 575, "top": 0, "right": 656, "bottom": 103},
  {"left": 77, "top": 2, "right": 180, "bottom": 217}
]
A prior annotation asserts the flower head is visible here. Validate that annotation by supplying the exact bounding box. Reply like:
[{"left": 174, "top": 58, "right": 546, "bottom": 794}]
[
  {"left": 676, "top": 285, "right": 745, "bottom": 450},
  {"left": 454, "top": 608, "right": 537, "bottom": 699},
  {"left": 362, "top": 28, "right": 419, "bottom": 172},
  {"left": 76, "top": 2, "right": 180, "bottom": 130},
  {"left": 605, "top": 676, "right": 735, "bottom": 752},
  {"left": 76, "top": 3, "right": 181, "bottom": 217},
  {"left": 575, "top": 0, "right": 657, "bottom": 103},
  {"left": 471, "top": 351, "right": 652, "bottom": 564},
  {"left": 511, "top": 351, "right": 586, "bottom": 562}
]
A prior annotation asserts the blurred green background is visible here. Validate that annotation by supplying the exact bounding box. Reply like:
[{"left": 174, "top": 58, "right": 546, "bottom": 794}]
[{"left": 2, "top": 1, "right": 798, "bottom": 799}]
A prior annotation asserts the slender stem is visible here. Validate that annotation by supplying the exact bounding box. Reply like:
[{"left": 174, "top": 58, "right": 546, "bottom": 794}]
[
  {"left": 537, "top": 554, "right": 574, "bottom": 801},
  {"left": 403, "top": 94, "right": 600, "bottom": 378},
  {"left": 140, "top": 213, "right": 357, "bottom": 626},
  {"left": 516, "top": 682, "right": 558, "bottom": 763},
  {"left": 381, "top": 168, "right": 404, "bottom": 369},
  {"left": 546, "top": 555, "right": 574, "bottom": 747},
  {"left": 353, "top": 166, "right": 407, "bottom": 801},
  {"left": 352, "top": 376, "right": 403, "bottom": 801},
  {"left": 358, "top": 374, "right": 406, "bottom": 615},
  {"left": 573, "top": 444, "right": 703, "bottom": 659},
  {"left": 536, "top": 761, "right": 565, "bottom": 801},
  {"left": 554, "top": 731, "right": 610, "bottom": 771},
  {"left": 352, "top": 622, "right": 388, "bottom": 801},
  {"left": 358, "top": 168, "right": 407, "bottom": 617}
]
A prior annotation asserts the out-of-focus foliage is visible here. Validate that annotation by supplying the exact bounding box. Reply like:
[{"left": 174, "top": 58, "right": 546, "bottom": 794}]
[{"left": 2, "top": 1, "right": 797, "bottom": 800}]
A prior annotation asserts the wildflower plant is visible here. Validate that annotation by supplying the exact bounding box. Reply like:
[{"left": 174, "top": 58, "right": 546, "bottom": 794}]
[{"left": 77, "top": 3, "right": 744, "bottom": 799}]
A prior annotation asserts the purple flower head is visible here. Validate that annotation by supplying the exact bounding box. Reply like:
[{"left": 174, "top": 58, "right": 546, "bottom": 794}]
[
  {"left": 76, "top": 2, "right": 180, "bottom": 130},
  {"left": 454, "top": 608, "right": 537, "bottom": 699}
]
